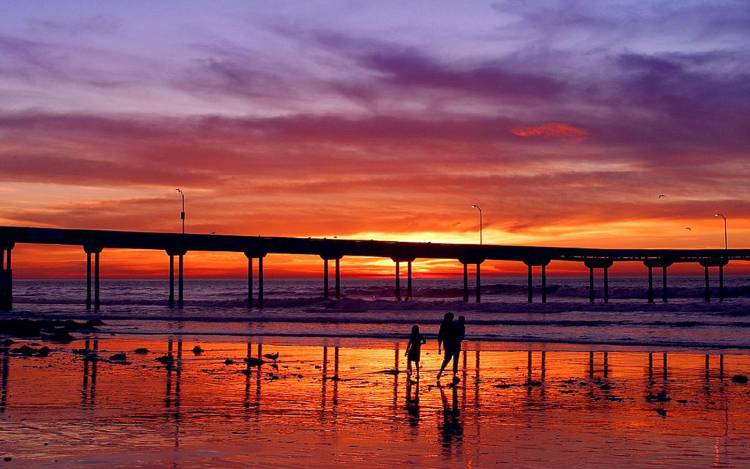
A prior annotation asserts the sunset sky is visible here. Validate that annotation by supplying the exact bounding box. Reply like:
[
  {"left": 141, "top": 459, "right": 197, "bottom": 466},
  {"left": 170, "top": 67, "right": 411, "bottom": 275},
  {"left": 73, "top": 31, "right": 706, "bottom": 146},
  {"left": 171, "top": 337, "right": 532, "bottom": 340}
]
[{"left": 1, "top": 1, "right": 749, "bottom": 278}]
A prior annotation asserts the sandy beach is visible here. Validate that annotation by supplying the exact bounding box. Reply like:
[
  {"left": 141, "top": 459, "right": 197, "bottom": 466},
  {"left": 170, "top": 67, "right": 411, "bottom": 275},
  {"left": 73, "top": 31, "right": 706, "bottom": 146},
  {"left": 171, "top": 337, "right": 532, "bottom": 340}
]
[{"left": 1, "top": 332, "right": 749, "bottom": 467}]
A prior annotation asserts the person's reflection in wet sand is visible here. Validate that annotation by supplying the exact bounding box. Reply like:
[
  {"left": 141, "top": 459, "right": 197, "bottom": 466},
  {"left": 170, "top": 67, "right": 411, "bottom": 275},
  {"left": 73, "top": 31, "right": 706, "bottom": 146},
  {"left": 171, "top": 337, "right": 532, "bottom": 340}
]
[
  {"left": 438, "top": 383, "right": 463, "bottom": 459},
  {"left": 405, "top": 373, "right": 420, "bottom": 428}
]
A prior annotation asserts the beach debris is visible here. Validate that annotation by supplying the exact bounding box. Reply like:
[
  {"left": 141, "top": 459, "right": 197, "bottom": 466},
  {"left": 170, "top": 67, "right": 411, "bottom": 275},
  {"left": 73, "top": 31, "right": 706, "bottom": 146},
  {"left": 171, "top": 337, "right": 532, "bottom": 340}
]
[
  {"left": 109, "top": 353, "right": 127, "bottom": 362},
  {"left": 224, "top": 358, "right": 236, "bottom": 365},
  {"left": 647, "top": 390, "right": 671, "bottom": 402},
  {"left": 263, "top": 352, "right": 279, "bottom": 361},
  {"left": 677, "top": 399, "right": 688, "bottom": 404},
  {"left": 0, "top": 319, "right": 100, "bottom": 342},
  {"left": 731, "top": 374, "right": 748, "bottom": 384},
  {"left": 156, "top": 355, "right": 174, "bottom": 365},
  {"left": 10, "top": 345, "right": 50, "bottom": 357},
  {"left": 192, "top": 345, "right": 204, "bottom": 355},
  {"left": 41, "top": 330, "right": 76, "bottom": 343},
  {"left": 244, "top": 357, "right": 264, "bottom": 366},
  {"left": 656, "top": 408, "right": 667, "bottom": 418},
  {"left": 378, "top": 369, "right": 400, "bottom": 375},
  {"left": 3, "top": 456, "right": 11, "bottom": 462},
  {"left": 134, "top": 348, "right": 149, "bottom": 355},
  {"left": 494, "top": 383, "right": 517, "bottom": 389},
  {"left": 598, "top": 383, "right": 612, "bottom": 390}
]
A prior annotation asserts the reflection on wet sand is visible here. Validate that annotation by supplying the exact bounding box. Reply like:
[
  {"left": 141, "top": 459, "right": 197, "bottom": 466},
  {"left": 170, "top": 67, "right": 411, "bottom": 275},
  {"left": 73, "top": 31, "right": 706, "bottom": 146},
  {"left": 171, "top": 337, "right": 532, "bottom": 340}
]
[
  {"left": 81, "top": 338, "right": 97, "bottom": 409},
  {"left": 0, "top": 346, "right": 8, "bottom": 413},
  {"left": 0, "top": 338, "right": 748, "bottom": 467}
]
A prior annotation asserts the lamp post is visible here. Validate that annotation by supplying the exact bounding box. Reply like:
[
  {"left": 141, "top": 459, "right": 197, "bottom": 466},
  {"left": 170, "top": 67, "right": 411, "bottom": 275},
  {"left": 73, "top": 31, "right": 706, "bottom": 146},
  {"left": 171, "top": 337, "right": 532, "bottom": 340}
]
[
  {"left": 471, "top": 204, "right": 483, "bottom": 245},
  {"left": 714, "top": 213, "right": 727, "bottom": 251},
  {"left": 176, "top": 188, "right": 185, "bottom": 234}
]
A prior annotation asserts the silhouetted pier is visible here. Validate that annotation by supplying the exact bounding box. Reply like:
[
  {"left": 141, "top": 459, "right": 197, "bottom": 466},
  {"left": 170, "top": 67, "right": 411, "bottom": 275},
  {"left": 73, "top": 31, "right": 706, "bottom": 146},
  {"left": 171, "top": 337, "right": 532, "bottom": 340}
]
[{"left": 0, "top": 226, "right": 747, "bottom": 311}]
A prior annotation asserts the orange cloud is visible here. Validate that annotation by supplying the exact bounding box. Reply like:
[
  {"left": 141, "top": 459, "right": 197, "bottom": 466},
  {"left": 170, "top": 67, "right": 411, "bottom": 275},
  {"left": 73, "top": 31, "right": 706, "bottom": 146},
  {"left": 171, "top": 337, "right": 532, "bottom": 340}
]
[{"left": 512, "top": 122, "right": 589, "bottom": 140}]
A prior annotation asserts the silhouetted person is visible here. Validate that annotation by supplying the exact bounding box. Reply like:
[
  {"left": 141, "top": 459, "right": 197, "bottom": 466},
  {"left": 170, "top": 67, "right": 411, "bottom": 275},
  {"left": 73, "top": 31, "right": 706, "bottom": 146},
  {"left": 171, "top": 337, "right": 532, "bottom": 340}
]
[
  {"left": 405, "top": 324, "right": 426, "bottom": 379},
  {"left": 437, "top": 313, "right": 455, "bottom": 381}
]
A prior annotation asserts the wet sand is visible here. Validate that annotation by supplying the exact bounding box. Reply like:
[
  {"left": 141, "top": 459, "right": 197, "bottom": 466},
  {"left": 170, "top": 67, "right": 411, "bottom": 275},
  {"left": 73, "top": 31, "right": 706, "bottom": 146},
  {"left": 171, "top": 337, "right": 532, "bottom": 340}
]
[{"left": 0, "top": 335, "right": 749, "bottom": 467}]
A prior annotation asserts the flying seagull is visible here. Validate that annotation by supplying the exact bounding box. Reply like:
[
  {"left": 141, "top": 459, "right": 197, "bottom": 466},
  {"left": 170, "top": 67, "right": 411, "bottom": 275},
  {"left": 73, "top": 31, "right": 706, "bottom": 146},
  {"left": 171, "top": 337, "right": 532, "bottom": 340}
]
[
  {"left": 658, "top": 194, "right": 667, "bottom": 198},
  {"left": 684, "top": 227, "right": 692, "bottom": 231}
]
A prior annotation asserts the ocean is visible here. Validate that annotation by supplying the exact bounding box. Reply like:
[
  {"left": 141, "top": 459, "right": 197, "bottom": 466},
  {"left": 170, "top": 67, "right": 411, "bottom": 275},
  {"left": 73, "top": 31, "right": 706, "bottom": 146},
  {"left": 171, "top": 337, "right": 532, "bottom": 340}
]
[{"left": 7, "top": 276, "right": 750, "bottom": 349}]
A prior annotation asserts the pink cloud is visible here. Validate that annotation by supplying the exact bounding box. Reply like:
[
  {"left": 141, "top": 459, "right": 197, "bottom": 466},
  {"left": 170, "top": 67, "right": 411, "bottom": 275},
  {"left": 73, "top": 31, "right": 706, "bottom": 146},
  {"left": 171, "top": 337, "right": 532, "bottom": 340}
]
[{"left": 512, "top": 122, "right": 589, "bottom": 140}]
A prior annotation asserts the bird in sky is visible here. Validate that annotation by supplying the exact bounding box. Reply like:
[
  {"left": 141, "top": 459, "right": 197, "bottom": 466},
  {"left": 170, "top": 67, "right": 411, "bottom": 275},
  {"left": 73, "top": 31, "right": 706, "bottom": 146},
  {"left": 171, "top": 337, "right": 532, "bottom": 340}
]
[
  {"left": 684, "top": 227, "right": 692, "bottom": 231},
  {"left": 658, "top": 194, "right": 667, "bottom": 198}
]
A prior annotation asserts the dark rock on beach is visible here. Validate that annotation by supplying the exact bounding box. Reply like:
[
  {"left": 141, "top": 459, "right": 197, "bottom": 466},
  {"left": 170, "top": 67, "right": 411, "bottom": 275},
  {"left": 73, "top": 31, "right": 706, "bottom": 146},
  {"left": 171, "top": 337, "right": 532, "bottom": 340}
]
[
  {"left": 192, "top": 346, "right": 203, "bottom": 355},
  {"left": 10, "top": 345, "right": 50, "bottom": 357},
  {"left": 110, "top": 353, "right": 127, "bottom": 362},
  {"left": 134, "top": 348, "right": 149, "bottom": 355},
  {"left": 732, "top": 374, "right": 748, "bottom": 384},
  {"left": 0, "top": 319, "right": 101, "bottom": 342},
  {"left": 156, "top": 355, "right": 174, "bottom": 365}
]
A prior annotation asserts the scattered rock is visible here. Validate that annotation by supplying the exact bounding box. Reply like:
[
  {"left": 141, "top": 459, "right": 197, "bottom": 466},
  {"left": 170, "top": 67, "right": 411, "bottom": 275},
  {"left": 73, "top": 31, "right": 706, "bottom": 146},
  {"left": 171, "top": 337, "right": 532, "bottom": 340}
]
[
  {"left": 677, "top": 399, "right": 688, "bottom": 404},
  {"left": 599, "top": 383, "right": 612, "bottom": 390},
  {"left": 11, "top": 345, "right": 35, "bottom": 356},
  {"left": 731, "top": 374, "right": 748, "bottom": 384},
  {"left": 379, "top": 369, "right": 400, "bottom": 375},
  {"left": 244, "top": 357, "right": 263, "bottom": 366},
  {"left": 0, "top": 319, "right": 100, "bottom": 342},
  {"left": 110, "top": 353, "right": 127, "bottom": 362},
  {"left": 656, "top": 408, "right": 667, "bottom": 418},
  {"left": 37, "top": 346, "right": 50, "bottom": 357},
  {"left": 3, "top": 456, "right": 11, "bottom": 462},
  {"left": 2, "top": 339, "right": 13, "bottom": 346},
  {"left": 605, "top": 396, "right": 624, "bottom": 402},
  {"left": 192, "top": 346, "right": 203, "bottom": 355},
  {"left": 647, "top": 390, "right": 671, "bottom": 402},
  {"left": 134, "top": 348, "right": 149, "bottom": 355},
  {"left": 224, "top": 359, "right": 235, "bottom": 365},
  {"left": 41, "top": 331, "right": 75, "bottom": 343},
  {"left": 156, "top": 355, "right": 174, "bottom": 365},
  {"left": 263, "top": 352, "right": 279, "bottom": 361}
]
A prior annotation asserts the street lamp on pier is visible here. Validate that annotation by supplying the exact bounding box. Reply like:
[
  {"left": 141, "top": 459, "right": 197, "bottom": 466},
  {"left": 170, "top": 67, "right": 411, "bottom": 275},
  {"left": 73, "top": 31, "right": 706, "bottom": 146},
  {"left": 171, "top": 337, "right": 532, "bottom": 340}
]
[
  {"left": 714, "top": 213, "right": 728, "bottom": 251},
  {"left": 471, "top": 204, "right": 483, "bottom": 245},
  {"left": 176, "top": 188, "right": 185, "bottom": 234}
]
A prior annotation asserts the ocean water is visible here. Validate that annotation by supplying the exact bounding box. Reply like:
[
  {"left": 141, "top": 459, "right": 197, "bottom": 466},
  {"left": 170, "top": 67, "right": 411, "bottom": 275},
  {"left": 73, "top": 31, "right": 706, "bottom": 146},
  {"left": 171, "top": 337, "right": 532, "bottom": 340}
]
[{"left": 6, "top": 276, "right": 750, "bottom": 349}]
